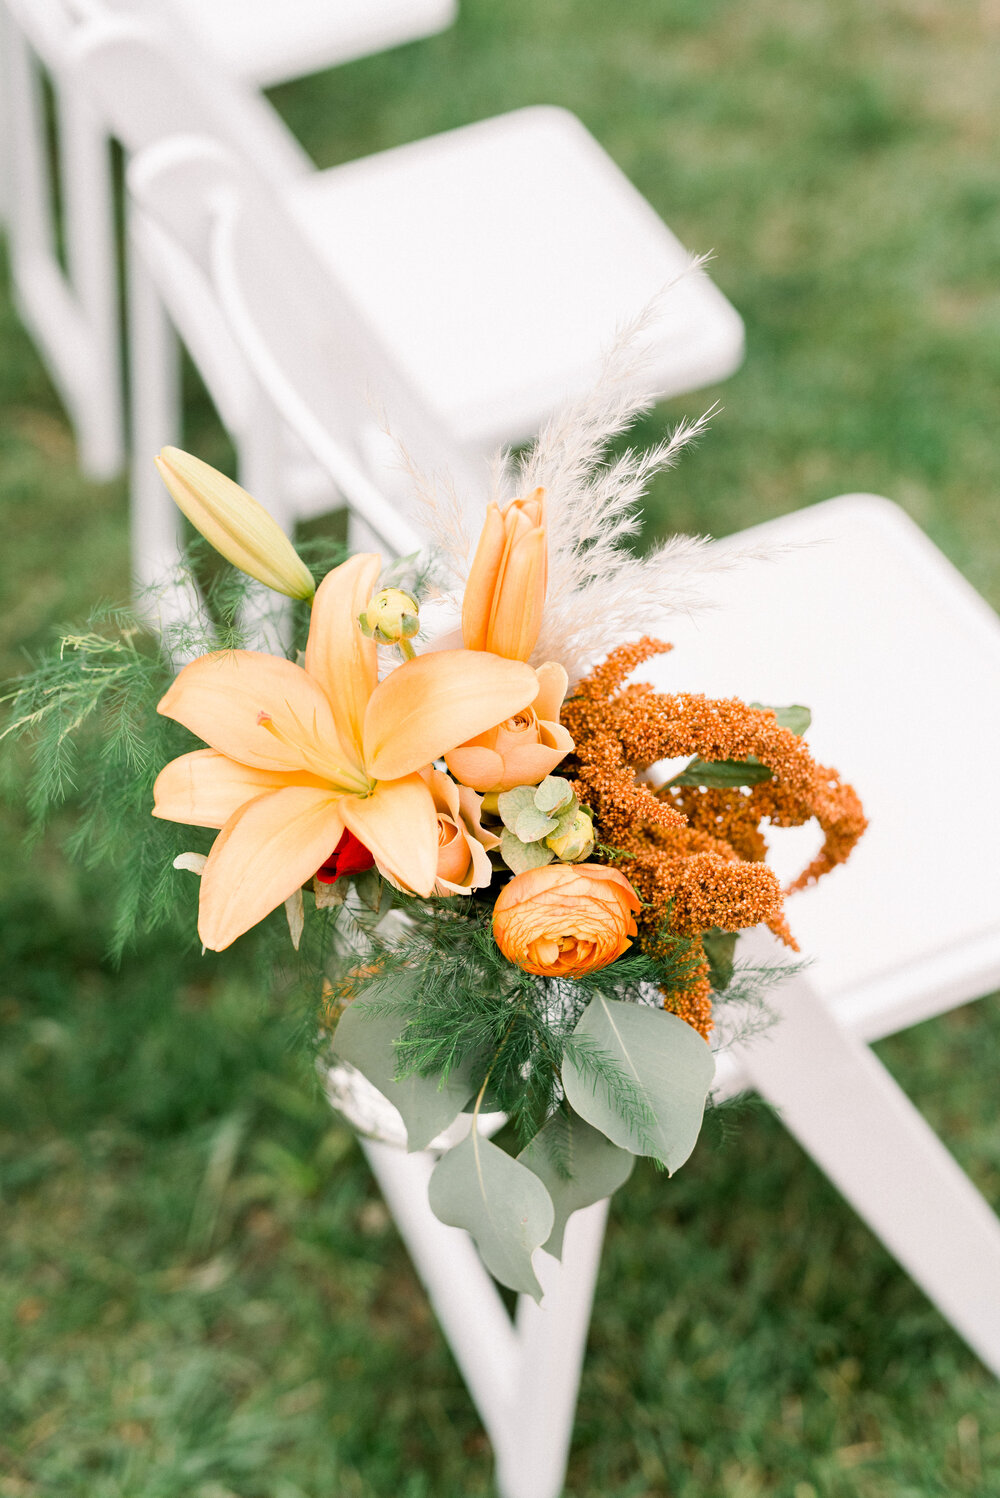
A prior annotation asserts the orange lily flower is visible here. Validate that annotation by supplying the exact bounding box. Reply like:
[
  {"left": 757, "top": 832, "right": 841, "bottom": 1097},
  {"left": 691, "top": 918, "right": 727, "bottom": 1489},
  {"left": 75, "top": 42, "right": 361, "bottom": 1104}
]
[
  {"left": 153, "top": 555, "right": 538, "bottom": 951},
  {"left": 462, "top": 488, "right": 546, "bottom": 661}
]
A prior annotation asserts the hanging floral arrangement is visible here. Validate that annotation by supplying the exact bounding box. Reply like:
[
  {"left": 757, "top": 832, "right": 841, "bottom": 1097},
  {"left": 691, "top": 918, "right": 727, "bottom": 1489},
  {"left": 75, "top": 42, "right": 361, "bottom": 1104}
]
[{"left": 4, "top": 362, "right": 865, "bottom": 1299}]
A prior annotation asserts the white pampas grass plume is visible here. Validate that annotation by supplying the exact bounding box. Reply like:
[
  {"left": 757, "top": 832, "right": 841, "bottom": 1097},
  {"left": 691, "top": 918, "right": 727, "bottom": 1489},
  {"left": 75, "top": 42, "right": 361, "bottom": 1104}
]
[
  {"left": 367, "top": 394, "right": 474, "bottom": 577},
  {"left": 383, "top": 259, "right": 771, "bottom": 677},
  {"left": 502, "top": 262, "right": 736, "bottom": 678}
]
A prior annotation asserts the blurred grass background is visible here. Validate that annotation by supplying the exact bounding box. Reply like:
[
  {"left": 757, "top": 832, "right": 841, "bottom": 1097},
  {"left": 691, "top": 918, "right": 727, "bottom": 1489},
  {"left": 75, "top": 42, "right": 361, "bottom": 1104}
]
[{"left": 2, "top": 0, "right": 1000, "bottom": 1493}]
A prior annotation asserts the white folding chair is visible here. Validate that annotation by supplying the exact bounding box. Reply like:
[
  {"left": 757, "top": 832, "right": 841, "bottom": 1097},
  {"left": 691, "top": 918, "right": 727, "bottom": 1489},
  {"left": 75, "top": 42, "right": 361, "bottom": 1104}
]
[
  {"left": 132, "top": 136, "right": 1000, "bottom": 1463},
  {"left": 0, "top": 0, "right": 456, "bottom": 477},
  {"left": 320, "top": 496, "right": 1000, "bottom": 1498},
  {"left": 52, "top": 62, "right": 1000, "bottom": 1478},
  {"left": 69, "top": 16, "right": 743, "bottom": 577}
]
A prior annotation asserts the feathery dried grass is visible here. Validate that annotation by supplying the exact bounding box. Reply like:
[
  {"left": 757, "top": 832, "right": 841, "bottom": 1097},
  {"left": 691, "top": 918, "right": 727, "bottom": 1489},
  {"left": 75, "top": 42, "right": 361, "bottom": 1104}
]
[{"left": 388, "top": 261, "right": 774, "bottom": 678}]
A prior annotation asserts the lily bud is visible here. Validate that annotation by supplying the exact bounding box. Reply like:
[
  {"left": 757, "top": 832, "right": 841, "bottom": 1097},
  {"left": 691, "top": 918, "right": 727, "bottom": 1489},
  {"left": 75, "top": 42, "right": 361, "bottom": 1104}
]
[
  {"left": 462, "top": 488, "right": 546, "bottom": 661},
  {"left": 155, "top": 447, "right": 315, "bottom": 600},
  {"left": 358, "top": 587, "right": 420, "bottom": 645},
  {"left": 545, "top": 806, "right": 595, "bottom": 863}
]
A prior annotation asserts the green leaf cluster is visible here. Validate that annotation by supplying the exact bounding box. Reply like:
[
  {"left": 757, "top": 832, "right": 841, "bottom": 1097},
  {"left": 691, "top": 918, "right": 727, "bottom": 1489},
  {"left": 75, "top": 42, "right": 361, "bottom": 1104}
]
[
  {"left": 497, "top": 776, "right": 593, "bottom": 873},
  {"left": 327, "top": 898, "right": 722, "bottom": 1297},
  {"left": 1, "top": 612, "right": 202, "bottom": 959}
]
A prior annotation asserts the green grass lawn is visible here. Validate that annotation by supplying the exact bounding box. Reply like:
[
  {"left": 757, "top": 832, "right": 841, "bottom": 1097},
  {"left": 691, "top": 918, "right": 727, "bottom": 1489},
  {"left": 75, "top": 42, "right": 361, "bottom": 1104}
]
[{"left": 3, "top": 0, "right": 1000, "bottom": 1493}]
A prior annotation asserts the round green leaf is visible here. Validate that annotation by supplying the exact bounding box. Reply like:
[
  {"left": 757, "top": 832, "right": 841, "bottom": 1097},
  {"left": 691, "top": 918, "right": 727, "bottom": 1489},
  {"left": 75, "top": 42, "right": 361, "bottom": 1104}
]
[
  {"left": 518, "top": 1108, "right": 634, "bottom": 1259},
  {"left": 428, "top": 1131, "right": 555, "bottom": 1300},
  {"left": 562, "top": 996, "right": 715, "bottom": 1172},
  {"left": 332, "top": 974, "right": 476, "bottom": 1152}
]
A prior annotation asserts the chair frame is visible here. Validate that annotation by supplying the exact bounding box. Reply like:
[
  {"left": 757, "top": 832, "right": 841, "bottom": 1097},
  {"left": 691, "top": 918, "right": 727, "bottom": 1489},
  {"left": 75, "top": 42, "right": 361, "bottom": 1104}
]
[
  {"left": 355, "top": 935, "right": 1000, "bottom": 1498},
  {"left": 120, "top": 131, "right": 1000, "bottom": 1495}
]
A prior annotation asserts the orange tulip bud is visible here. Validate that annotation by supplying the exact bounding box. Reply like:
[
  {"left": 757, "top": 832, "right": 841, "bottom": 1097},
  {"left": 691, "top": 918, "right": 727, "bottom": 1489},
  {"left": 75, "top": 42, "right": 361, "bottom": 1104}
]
[
  {"left": 462, "top": 488, "right": 547, "bottom": 661},
  {"left": 492, "top": 864, "right": 642, "bottom": 978}
]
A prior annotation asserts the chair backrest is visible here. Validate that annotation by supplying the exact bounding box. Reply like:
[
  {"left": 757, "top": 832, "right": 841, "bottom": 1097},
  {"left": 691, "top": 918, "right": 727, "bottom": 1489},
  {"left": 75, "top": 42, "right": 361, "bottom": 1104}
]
[
  {"left": 71, "top": 17, "right": 489, "bottom": 545},
  {"left": 130, "top": 132, "right": 485, "bottom": 549},
  {"left": 61, "top": 6, "right": 310, "bottom": 183},
  {"left": 3, "top": 0, "right": 68, "bottom": 63}
]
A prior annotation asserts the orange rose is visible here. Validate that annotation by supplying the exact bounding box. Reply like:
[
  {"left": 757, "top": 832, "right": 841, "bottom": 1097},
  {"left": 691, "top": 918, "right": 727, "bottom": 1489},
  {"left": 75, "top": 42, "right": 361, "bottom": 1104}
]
[
  {"left": 422, "top": 768, "right": 499, "bottom": 895},
  {"left": 493, "top": 864, "right": 641, "bottom": 978},
  {"left": 445, "top": 661, "right": 573, "bottom": 794}
]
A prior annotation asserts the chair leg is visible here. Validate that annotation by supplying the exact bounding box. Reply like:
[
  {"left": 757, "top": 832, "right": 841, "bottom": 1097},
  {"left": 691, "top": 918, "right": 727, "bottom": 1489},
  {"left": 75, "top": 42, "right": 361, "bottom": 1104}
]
[
  {"left": 236, "top": 398, "right": 297, "bottom": 653},
  {"left": 347, "top": 511, "right": 386, "bottom": 557},
  {"left": 360, "top": 1137, "right": 609, "bottom": 1498},
  {"left": 3, "top": 15, "right": 123, "bottom": 479},
  {"left": 731, "top": 961, "right": 1000, "bottom": 1377},
  {"left": 125, "top": 228, "right": 206, "bottom": 653},
  {"left": 57, "top": 72, "right": 124, "bottom": 479},
  {"left": 359, "top": 1139, "right": 519, "bottom": 1450},
  {"left": 127, "top": 234, "right": 182, "bottom": 575},
  {"left": 495, "top": 1200, "right": 609, "bottom": 1498}
]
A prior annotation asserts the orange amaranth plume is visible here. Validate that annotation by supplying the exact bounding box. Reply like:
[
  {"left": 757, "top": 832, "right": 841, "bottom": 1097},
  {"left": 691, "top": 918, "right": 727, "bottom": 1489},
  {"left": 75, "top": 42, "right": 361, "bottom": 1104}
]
[{"left": 562, "top": 638, "right": 867, "bottom": 1037}]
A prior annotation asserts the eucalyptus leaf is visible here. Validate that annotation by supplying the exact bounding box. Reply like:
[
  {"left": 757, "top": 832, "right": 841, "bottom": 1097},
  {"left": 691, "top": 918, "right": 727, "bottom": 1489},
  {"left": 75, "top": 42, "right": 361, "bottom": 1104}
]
[
  {"left": 533, "top": 777, "right": 574, "bottom": 815},
  {"left": 750, "top": 702, "right": 812, "bottom": 735},
  {"left": 500, "top": 828, "right": 555, "bottom": 874},
  {"left": 427, "top": 1131, "right": 555, "bottom": 1300},
  {"left": 514, "top": 807, "right": 559, "bottom": 843},
  {"left": 518, "top": 1109, "right": 635, "bottom": 1259},
  {"left": 497, "top": 786, "right": 537, "bottom": 832},
  {"left": 562, "top": 996, "right": 715, "bottom": 1171},
  {"left": 670, "top": 756, "right": 774, "bottom": 788},
  {"left": 551, "top": 801, "right": 582, "bottom": 836},
  {"left": 353, "top": 867, "right": 392, "bottom": 915},
  {"left": 332, "top": 973, "right": 476, "bottom": 1151},
  {"left": 703, "top": 927, "right": 738, "bottom": 991}
]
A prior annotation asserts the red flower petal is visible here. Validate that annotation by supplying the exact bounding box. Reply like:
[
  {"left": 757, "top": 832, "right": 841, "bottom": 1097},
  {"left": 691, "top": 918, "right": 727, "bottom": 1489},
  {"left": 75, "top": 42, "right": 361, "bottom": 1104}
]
[{"left": 316, "top": 828, "right": 376, "bottom": 884}]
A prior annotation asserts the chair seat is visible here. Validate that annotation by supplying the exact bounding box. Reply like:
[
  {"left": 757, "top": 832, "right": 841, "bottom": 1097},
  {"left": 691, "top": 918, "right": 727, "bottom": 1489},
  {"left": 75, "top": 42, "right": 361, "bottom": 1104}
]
[
  {"left": 639, "top": 494, "right": 1000, "bottom": 1067},
  {"left": 164, "top": 0, "right": 457, "bottom": 87},
  {"left": 289, "top": 106, "right": 745, "bottom": 450}
]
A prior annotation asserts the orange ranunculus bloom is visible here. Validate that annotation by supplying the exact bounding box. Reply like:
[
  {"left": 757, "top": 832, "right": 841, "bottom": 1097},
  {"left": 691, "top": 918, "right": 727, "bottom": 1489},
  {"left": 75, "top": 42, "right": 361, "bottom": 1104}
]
[
  {"left": 422, "top": 768, "right": 499, "bottom": 895},
  {"left": 444, "top": 660, "right": 573, "bottom": 794},
  {"left": 462, "top": 488, "right": 546, "bottom": 661},
  {"left": 492, "top": 864, "right": 642, "bottom": 978},
  {"left": 152, "top": 554, "right": 537, "bottom": 951}
]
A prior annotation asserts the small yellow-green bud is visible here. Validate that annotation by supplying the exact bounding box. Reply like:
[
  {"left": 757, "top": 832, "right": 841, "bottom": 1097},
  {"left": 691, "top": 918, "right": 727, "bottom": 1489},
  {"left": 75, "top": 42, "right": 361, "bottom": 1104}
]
[
  {"left": 546, "top": 806, "right": 595, "bottom": 863},
  {"left": 358, "top": 587, "right": 420, "bottom": 645}
]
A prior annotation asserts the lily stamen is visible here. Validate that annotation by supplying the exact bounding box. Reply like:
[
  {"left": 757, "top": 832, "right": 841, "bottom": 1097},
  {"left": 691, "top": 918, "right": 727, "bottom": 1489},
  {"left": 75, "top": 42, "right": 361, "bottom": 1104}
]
[{"left": 256, "top": 711, "right": 372, "bottom": 796}]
